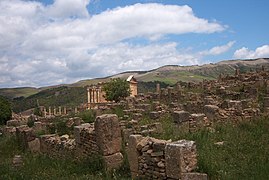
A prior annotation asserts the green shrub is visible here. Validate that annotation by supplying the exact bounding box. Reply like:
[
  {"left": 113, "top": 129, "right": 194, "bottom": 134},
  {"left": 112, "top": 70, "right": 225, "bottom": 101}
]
[
  {"left": 0, "top": 96, "right": 12, "bottom": 125},
  {"left": 27, "top": 119, "right": 35, "bottom": 128},
  {"left": 78, "top": 110, "right": 96, "bottom": 123}
]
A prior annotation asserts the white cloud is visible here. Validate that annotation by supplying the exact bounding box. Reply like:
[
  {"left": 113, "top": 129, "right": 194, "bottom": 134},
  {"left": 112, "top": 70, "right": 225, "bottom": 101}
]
[
  {"left": 200, "top": 41, "right": 235, "bottom": 56},
  {"left": 0, "top": 0, "right": 227, "bottom": 87},
  {"left": 233, "top": 45, "right": 269, "bottom": 59},
  {"left": 47, "top": 0, "right": 90, "bottom": 19}
]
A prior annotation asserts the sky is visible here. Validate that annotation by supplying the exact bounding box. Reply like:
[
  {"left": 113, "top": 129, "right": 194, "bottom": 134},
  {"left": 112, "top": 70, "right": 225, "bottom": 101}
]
[{"left": 0, "top": 0, "right": 269, "bottom": 88}]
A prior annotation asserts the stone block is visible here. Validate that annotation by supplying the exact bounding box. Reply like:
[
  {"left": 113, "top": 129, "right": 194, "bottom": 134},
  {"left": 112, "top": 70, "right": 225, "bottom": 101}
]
[
  {"left": 228, "top": 100, "right": 242, "bottom": 111},
  {"left": 33, "top": 122, "right": 46, "bottom": 133},
  {"left": 103, "top": 152, "right": 123, "bottom": 170},
  {"left": 3, "top": 126, "right": 16, "bottom": 136},
  {"left": 264, "top": 97, "right": 269, "bottom": 107},
  {"left": 6, "top": 120, "right": 20, "bottom": 127},
  {"left": 28, "top": 138, "right": 40, "bottom": 153},
  {"left": 181, "top": 173, "right": 208, "bottom": 180},
  {"left": 149, "top": 111, "right": 160, "bottom": 120},
  {"left": 173, "top": 111, "right": 190, "bottom": 124},
  {"left": 127, "top": 135, "right": 143, "bottom": 179},
  {"left": 204, "top": 105, "right": 219, "bottom": 120},
  {"left": 122, "top": 128, "right": 133, "bottom": 144},
  {"left": 95, "top": 114, "right": 122, "bottom": 156},
  {"left": 74, "top": 123, "right": 92, "bottom": 143},
  {"left": 165, "top": 140, "right": 197, "bottom": 179}
]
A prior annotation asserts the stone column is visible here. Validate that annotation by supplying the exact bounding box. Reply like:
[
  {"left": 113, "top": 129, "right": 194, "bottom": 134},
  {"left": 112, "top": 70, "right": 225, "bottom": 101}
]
[
  {"left": 53, "top": 107, "right": 56, "bottom": 115},
  {"left": 48, "top": 107, "right": 51, "bottom": 116},
  {"left": 95, "top": 114, "right": 123, "bottom": 170},
  {"left": 87, "top": 88, "right": 91, "bottom": 104},
  {"left": 74, "top": 107, "right": 78, "bottom": 114},
  {"left": 64, "top": 107, "right": 67, "bottom": 115},
  {"left": 97, "top": 89, "right": 100, "bottom": 103},
  {"left": 59, "top": 106, "right": 61, "bottom": 115},
  {"left": 92, "top": 88, "right": 95, "bottom": 103}
]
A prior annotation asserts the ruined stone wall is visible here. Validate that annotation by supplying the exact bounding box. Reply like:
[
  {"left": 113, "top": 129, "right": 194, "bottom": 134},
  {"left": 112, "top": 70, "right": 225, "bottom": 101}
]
[
  {"left": 39, "top": 134, "right": 75, "bottom": 157},
  {"left": 127, "top": 135, "right": 207, "bottom": 180},
  {"left": 74, "top": 123, "right": 98, "bottom": 157}
]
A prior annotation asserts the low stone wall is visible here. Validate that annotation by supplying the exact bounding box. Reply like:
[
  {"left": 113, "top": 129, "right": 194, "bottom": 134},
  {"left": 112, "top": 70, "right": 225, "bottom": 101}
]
[
  {"left": 13, "top": 114, "right": 124, "bottom": 170},
  {"left": 40, "top": 134, "right": 75, "bottom": 157},
  {"left": 127, "top": 135, "right": 207, "bottom": 180}
]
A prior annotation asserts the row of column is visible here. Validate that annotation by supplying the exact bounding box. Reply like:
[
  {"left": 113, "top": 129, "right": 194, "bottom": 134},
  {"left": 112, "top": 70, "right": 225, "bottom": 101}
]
[
  {"left": 87, "top": 87, "right": 105, "bottom": 104},
  {"left": 42, "top": 106, "right": 78, "bottom": 117}
]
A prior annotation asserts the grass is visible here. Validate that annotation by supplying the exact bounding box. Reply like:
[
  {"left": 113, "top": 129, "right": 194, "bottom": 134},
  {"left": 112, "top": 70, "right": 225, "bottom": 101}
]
[
  {"left": 0, "top": 135, "right": 131, "bottom": 180},
  {"left": 150, "top": 115, "right": 269, "bottom": 179}
]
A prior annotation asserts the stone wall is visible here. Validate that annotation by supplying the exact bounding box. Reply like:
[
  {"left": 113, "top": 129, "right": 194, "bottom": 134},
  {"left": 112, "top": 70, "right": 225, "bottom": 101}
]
[
  {"left": 127, "top": 135, "right": 207, "bottom": 180},
  {"left": 74, "top": 123, "right": 98, "bottom": 157},
  {"left": 14, "top": 114, "right": 123, "bottom": 170}
]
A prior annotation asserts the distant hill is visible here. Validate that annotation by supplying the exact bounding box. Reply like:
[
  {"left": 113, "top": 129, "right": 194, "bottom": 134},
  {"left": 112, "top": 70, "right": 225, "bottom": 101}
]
[
  {"left": 1, "top": 58, "right": 269, "bottom": 112},
  {"left": 71, "top": 58, "right": 269, "bottom": 86},
  {"left": 0, "top": 87, "right": 40, "bottom": 99}
]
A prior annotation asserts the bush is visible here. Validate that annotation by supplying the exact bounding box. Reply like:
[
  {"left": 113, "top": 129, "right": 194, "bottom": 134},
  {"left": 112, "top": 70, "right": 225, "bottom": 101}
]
[
  {"left": 78, "top": 110, "right": 96, "bottom": 123},
  {"left": 103, "top": 78, "right": 130, "bottom": 102}
]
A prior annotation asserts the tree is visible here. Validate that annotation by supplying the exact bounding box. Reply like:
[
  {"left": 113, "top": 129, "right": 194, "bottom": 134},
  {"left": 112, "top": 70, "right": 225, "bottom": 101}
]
[
  {"left": 0, "top": 96, "right": 12, "bottom": 125},
  {"left": 103, "top": 78, "right": 130, "bottom": 102}
]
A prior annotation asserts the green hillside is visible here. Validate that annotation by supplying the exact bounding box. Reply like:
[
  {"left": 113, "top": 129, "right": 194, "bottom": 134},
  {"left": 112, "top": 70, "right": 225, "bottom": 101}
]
[
  {"left": 0, "top": 87, "right": 39, "bottom": 99},
  {"left": 12, "top": 86, "right": 87, "bottom": 113}
]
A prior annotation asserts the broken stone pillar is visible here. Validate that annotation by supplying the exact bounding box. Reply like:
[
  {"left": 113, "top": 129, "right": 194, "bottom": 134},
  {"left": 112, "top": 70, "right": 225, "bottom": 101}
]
[
  {"left": 63, "top": 107, "right": 67, "bottom": 115},
  {"left": 204, "top": 105, "right": 219, "bottom": 121},
  {"left": 59, "top": 106, "right": 61, "bottom": 115},
  {"left": 165, "top": 140, "right": 197, "bottom": 179},
  {"left": 168, "top": 87, "right": 173, "bottom": 103},
  {"left": 156, "top": 83, "right": 160, "bottom": 93},
  {"left": 12, "top": 155, "right": 23, "bottom": 168},
  {"left": 28, "top": 138, "right": 40, "bottom": 153},
  {"left": 74, "top": 107, "right": 78, "bottom": 114},
  {"left": 43, "top": 107, "right": 46, "bottom": 118},
  {"left": 126, "top": 135, "right": 143, "bottom": 179},
  {"left": 235, "top": 68, "right": 240, "bottom": 76},
  {"left": 173, "top": 111, "right": 190, "bottom": 124},
  {"left": 16, "top": 125, "right": 35, "bottom": 151},
  {"left": 95, "top": 114, "right": 123, "bottom": 170}
]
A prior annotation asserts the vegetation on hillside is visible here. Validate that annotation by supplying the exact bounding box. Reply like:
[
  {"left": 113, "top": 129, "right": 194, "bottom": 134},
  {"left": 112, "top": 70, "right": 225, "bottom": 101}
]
[
  {"left": 0, "top": 96, "right": 12, "bottom": 125},
  {"left": 11, "top": 86, "right": 87, "bottom": 113}
]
